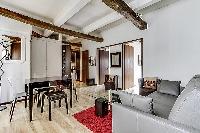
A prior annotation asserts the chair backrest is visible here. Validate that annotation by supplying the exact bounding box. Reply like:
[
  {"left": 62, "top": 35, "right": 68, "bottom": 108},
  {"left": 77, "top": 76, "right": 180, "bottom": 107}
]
[{"left": 30, "top": 81, "right": 50, "bottom": 89}]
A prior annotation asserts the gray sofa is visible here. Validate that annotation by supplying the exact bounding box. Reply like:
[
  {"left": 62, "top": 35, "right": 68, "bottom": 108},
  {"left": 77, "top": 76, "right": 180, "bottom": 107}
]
[{"left": 112, "top": 75, "right": 200, "bottom": 133}]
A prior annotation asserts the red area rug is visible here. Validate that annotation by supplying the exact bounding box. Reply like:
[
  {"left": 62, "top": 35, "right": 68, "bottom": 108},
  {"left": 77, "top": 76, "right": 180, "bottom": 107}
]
[{"left": 73, "top": 107, "right": 112, "bottom": 133}]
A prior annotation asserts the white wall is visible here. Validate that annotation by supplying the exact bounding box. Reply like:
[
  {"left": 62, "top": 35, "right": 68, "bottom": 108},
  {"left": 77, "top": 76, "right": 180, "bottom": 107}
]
[
  {"left": 82, "top": 0, "right": 200, "bottom": 86},
  {"left": 0, "top": 16, "right": 32, "bottom": 103}
]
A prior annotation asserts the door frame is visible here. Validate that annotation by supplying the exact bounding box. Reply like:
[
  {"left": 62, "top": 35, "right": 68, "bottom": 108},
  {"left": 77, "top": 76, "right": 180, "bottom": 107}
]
[
  {"left": 122, "top": 38, "right": 143, "bottom": 90},
  {"left": 97, "top": 38, "right": 143, "bottom": 90},
  {"left": 98, "top": 49, "right": 110, "bottom": 85}
]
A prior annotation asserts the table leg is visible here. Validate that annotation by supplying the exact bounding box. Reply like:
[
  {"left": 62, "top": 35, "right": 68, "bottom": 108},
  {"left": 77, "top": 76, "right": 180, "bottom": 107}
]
[
  {"left": 29, "top": 83, "right": 33, "bottom": 122},
  {"left": 70, "top": 82, "right": 72, "bottom": 108}
]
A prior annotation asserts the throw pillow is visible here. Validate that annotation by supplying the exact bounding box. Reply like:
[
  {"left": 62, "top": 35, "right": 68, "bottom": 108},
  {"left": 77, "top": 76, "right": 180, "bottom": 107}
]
[
  {"left": 157, "top": 80, "right": 181, "bottom": 96},
  {"left": 168, "top": 89, "right": 200, "bottom": 130},
  {"left": 117, "top": 91, "right": 133, "bottom": 107},
  {"left": 131, "top": 94, "right": 153, "bottom": 114}
]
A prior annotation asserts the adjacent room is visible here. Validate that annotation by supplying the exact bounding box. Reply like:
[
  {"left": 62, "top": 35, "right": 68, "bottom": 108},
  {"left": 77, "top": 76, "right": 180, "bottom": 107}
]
[{"left": 0, "top": 0, "right": 200, "bottom": 133}]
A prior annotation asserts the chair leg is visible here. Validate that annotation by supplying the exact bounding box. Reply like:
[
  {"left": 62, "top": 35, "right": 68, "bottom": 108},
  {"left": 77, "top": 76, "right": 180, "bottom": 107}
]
[
  {"left": 49, "top": 99, "right": 51, "bottom": 121},
  {"left": 37, "top": 92, "right": 41, "bottom": 107},
  {"left": 65, "top": 98, "right": 68, "bottom": 114},
  {"left": 41, "top": 94, "right": 45, "bottom": 113},
  {"left": 74, "top": 89, "right": 78, "bottom": 101},
  {"left": 10, "top": 98, "right": 17, "bottom": 122},
  {"left": 34, "top": 94, "right": 37, "bottom": 103},
  {"left": 25, "top": 95, "right": 27, "bottom": 108},
  {"left": 59, "top": 99, "right": 61, "bottom": 108},
  {"left": 10, "top": 101, "right": 14, "bottom": 116}
]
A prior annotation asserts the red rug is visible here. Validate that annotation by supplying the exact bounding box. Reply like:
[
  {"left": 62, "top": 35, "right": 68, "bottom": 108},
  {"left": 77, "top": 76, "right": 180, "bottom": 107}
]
[{"left": 73, "top": 107, "right": 112, "bottom": 133}]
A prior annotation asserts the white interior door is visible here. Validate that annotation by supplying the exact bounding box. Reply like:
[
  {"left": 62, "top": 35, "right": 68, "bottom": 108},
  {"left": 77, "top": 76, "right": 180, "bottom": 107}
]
[
  {"left": 31, "top": 38, "right": 47, "bottom": 78},
  {"left": 46, "top": 40, "right": 62, "bottom": 77}
]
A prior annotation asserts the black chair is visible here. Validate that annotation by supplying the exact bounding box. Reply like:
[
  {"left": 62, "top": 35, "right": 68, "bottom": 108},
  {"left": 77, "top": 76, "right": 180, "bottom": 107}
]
[
  {"left": 32, "top": 81, "right": 50, "bottom": 107},
  {"left": 41, "top": 80, "right": 68, "bottom": 121},
  {"left": 63, "top": 79, "right": 78, "bottom": 101},
  {"left": 10, "top": 92, "right": 28, "bottom": 122}
]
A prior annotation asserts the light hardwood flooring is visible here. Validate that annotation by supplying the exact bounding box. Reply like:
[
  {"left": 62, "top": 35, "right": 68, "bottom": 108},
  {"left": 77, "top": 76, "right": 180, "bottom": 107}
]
[{"left": 0, "top": 84, "right": 107, "bottom": 133}]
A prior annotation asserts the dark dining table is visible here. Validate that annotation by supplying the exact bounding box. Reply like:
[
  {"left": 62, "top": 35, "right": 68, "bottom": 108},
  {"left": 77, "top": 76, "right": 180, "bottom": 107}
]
[{"left": 25, "top": 77, "right": 72, "bottom": 122}]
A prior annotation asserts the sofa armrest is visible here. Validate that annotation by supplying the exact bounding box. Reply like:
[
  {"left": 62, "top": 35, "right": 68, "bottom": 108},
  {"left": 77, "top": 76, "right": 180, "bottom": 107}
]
[{"left": 112, "top": 103, "right": 200, "bottom": 133}]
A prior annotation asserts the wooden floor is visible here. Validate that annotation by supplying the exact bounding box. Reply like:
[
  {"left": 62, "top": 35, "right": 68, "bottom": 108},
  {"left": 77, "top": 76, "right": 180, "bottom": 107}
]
[{"left": 0, "top": 84, "right": 107, "bottom": 133}]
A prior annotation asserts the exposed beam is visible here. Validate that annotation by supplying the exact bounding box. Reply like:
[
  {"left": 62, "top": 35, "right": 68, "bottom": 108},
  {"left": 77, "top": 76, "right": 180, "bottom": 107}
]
[
  {"left": 32, "top": 31, "right": 82, "bottom": 47},
  {"left": 102, "top": 0, "right": 147, "bottom": 30},
  {"left": 44, "top": 0, "right": 92, "bottom": 37},
  {"left": 62, "top": 41, "right": 82, "bottom": 47},
  {"left": 0, "top": 7, "right": 103, "bottom": 42},
  {"left": 83, "top": 0, "right": 179, "bottom": 33}
]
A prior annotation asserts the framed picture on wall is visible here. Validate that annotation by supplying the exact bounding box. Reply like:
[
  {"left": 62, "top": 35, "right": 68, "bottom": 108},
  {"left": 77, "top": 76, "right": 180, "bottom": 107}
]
[{"left": 110, "top": 52, "right": 121, "bottom": 67}]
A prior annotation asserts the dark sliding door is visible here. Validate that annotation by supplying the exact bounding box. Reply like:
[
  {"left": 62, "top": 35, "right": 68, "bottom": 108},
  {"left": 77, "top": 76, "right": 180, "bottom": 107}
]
[
  {"left": 82, "top": 50, "right": 89, "bottom": 83},
  {"left": 124, "top": 45, "right": 134, "bottom": 89},
  {"left": 99, "top": 50, "right": 109, "bottom": 85}
]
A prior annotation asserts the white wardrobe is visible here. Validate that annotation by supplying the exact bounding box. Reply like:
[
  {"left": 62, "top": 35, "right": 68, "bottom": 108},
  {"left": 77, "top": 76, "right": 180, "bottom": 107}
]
[{"left": 31, "top": 37, "right": 62, "bottom": 78}]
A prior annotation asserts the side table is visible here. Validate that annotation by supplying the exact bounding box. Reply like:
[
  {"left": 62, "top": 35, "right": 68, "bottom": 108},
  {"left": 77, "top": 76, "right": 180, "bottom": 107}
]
[
  {"left": 139, "top": 88, "right": 156, "bottom": 96},
  {"left": 95, "top": 97, "right": 108, "bottom": 117}
]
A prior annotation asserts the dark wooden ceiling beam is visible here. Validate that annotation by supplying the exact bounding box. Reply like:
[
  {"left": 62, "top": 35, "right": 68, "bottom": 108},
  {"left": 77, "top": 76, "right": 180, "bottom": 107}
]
[
  {"left": 102, "top": 0, "right": 147, "bottom": 30},
  {"left": 32, "top": 31, "right": 82, "bottom": 47},
  {"left": 0, "top": 7, "right": 103, "bottom": 42},
  {"left": 62, "top": 41, "right": 82, "bottom": 47}
]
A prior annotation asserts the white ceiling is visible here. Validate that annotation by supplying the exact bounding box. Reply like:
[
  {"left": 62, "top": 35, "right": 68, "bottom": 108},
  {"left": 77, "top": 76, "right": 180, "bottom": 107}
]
[
  {"left": 66, "top": 0, "right": 112, "bottom": 28},
  {"left": 0, "top": 0, "right": 73, "bottom": 21},
  {"left": 0, "top": 0, "right": 179, "bottom": 40}
]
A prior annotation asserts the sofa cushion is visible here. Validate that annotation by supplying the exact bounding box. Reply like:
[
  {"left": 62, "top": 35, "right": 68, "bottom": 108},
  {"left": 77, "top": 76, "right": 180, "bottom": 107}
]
[
  {"left": 131, "top": 94, "right": 153, "bottom": 114},
  {"left": 157, "top": 80, "right": 181, "bottom": 96},
  {"left": 148, "top": 92, "right": 177, "bottom": 118},
  {"left": 117, "top": 91, "right": 133, "bottom": 106},
  {"left": 169, "top": 89, "right": 200, "bottom": 130}
]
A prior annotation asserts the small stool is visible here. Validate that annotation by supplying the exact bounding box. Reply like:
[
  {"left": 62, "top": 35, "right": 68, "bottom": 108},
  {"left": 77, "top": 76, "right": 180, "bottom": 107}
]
[
  {"left": 95, "top": 97, "right": 108, "bottom": 117},
  {"left": 41, "top": 91, "right": 68, "bottom": 121}
]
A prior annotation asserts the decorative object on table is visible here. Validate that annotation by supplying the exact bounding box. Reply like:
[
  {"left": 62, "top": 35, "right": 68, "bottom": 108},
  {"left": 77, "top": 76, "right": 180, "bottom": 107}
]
[
  {"left": 74, "top": 106, "right": 112, "bottom": 133},
  {"left": 95, "top": 97, "right": 108, "bottom": 117},
  {"left": 110, "top": 52, "right": 121, "bottom": 67},
  {"left": 89, "top": 56, "right": 96, "bottom": 66}
]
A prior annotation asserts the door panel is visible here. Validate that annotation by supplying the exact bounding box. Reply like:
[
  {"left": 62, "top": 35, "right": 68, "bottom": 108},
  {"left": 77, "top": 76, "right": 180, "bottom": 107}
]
[
  {"left": 46, "top": 40, "right": 62, "bottom": 77},
  {"left": 99, "top": 50, "right": 109, "bottom": 85},
  {"left": 82, "top": 50, "right": 89, "bottom": 83},
  {"left": 31, "top": 38, "right": 47, "bottom": 78},
  {"left": 124, "top": 45, "right": 134, "bottom": 89}
]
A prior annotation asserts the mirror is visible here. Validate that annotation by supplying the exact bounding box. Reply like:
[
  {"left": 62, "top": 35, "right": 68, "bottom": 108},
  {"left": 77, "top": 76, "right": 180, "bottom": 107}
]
[{"left": 0, "top": 35, "right": 21, "bottom": 60}]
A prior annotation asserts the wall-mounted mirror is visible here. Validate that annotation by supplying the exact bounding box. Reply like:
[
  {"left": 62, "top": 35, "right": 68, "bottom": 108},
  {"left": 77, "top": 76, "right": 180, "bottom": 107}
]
[{"left": 0, "top": 35, "right": 21, "bottom": 60}]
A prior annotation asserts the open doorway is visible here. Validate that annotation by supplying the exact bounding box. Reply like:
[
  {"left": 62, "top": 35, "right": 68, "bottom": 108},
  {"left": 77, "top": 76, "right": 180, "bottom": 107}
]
[
  {"left": 99, "top": 49, "right": 109, "bottom": 85},
  {"left": 123, "top": 39, "right": 143, "bottom": 94}
]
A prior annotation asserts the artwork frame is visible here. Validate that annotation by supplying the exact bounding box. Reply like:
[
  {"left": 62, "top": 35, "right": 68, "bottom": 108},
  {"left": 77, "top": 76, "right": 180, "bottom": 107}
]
[{"left": 110, "top": 52, "right": 121, "bottom": 67}]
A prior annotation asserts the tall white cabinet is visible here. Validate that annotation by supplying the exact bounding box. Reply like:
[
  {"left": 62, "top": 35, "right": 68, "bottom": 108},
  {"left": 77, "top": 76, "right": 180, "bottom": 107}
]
[{"left": 31, "top": 37, "right": 62, "bottom": 78}]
